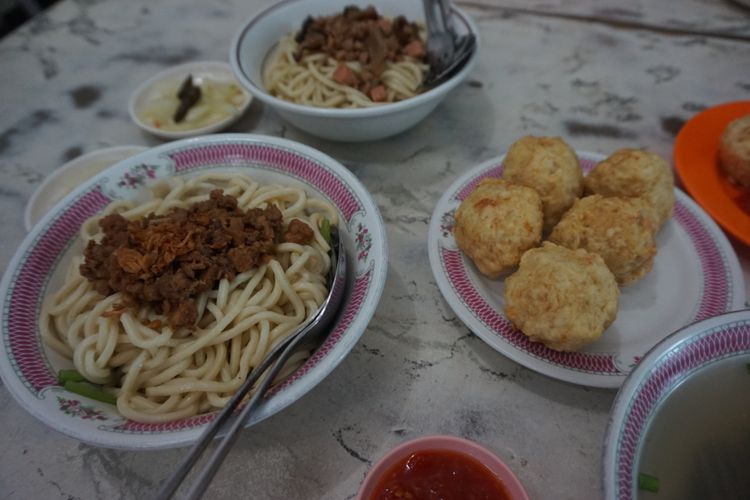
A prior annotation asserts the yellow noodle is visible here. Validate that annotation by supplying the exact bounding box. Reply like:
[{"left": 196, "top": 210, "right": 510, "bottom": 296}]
[
  {"left": 41, "top": 173, "right": 338, "bottom": 423},
  {"left": 263, "top": 34, "right": 428, "bottom": 108}
]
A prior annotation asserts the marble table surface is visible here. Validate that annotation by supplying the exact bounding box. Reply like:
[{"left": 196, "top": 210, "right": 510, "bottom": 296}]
[{"left": 1, "top": 0, "right": 749, "bottom": 498}]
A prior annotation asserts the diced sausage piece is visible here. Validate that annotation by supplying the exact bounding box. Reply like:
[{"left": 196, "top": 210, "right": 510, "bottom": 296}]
[
  {"left": 370, "top": 85, "right": 387, "bottom": 102},
  {"left": 404, "top": 40, "right": 425, "bottom": 59},
  {"left": 333, "top": 63, "right": 358, "bottom": 86}
]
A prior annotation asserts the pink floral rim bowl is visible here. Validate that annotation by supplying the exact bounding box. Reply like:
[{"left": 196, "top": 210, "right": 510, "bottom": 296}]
[
  {"left": 427, "top": 150, "right": 745, "bottom": 388},
  {"left": 0, "top": 134, "right": 388, "bottom": 449},
  {"left": 356, "top": 435, "right": 530, "bottom": 500},
  {"left": 603, "top": 309, "right": 750, "bottom": 499}
]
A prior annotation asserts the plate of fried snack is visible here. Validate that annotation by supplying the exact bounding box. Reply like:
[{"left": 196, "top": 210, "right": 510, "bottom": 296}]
[{"left": 427, "top": 136, "right": 745, "bottom": 387}]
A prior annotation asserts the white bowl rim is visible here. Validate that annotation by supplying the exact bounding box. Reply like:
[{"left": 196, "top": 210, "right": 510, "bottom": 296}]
[
  {"left": 127, "top": 60, "right": 252, "bottom": 140},
  {"left": 24, "top": 145, "right": 148, "bottom": 232},
  {"left": 229, "top": 0, "right": 480, "bottom": 118}
]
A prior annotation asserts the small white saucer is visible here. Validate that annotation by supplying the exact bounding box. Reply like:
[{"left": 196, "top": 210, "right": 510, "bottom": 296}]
[
  {"left": 128, "top": 61, "right": 252, "bottom": 140},
  {"left": 24, "top": 145, "right": 148, "bottom": 231}
]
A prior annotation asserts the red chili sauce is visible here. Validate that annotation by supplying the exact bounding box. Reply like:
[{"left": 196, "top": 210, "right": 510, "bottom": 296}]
[{"left": 369, "top": 449, "right": 512, "bottom": 500}]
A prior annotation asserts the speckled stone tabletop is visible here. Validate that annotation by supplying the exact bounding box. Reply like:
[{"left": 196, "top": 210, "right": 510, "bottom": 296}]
[{"left": 1, "top": 0, "right": 749, "bottom": 499}]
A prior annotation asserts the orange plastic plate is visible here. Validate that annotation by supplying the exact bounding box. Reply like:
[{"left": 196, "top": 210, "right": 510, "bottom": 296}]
[{"left": 674, "top": 101, "right": 750, "bottom": 246}]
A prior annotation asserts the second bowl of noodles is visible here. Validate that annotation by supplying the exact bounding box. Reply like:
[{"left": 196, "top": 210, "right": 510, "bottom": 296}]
[
  {"left": 0, "top": 134, "right": 388, "bottom": 449},
  {"left": 230, "top": 0, "right": 479, "bottom": 142}
]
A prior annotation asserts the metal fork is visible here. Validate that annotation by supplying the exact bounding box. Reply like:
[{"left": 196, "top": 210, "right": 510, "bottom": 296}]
[{"left": 156, "top": 227, "right": 348, "bottom": 500}]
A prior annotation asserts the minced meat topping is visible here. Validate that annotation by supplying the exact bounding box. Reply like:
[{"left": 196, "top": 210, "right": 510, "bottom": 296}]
[
  {"left": 294, "top": 5, "right": 426, "bottom": 100},
  {"left": 80, "top": 190, "right": 314, "bottom": 329}
]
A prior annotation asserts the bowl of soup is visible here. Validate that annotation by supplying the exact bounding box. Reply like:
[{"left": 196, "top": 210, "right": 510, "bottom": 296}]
[
  {"left": 229, "top": 0, "right": 479, "bottom": 142},
  {"left": 603, "top": 309, "right": 750, "bottom": 499},
  {"left": 357, "top": 435, "right": 529, "bottom": 500}
]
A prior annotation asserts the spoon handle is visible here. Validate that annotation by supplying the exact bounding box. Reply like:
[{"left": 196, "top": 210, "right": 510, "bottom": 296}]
[
  {"left": 422, "top": 0, "right": 441, "bottom": 32},
  {"left": 153, "top": 319, "right": 300, "bottom": 500},
  {"left": 437, "top": 0, "right": 455, "bottom": 35},
  {"left": 183, "top": 327, "right": 310, "bottom": 500}
]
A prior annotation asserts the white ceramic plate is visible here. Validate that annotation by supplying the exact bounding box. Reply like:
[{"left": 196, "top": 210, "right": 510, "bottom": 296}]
[
  {"left": 0, "top": 134, "right": 387, "bottom": 449},
  {"left": 128, "top": 61, "right": 252, "bottom": 140},
  {"left": 24, "top": 145, "right": 148, "bottom": 231},
  {"left": 603, "top": 309, "right": 750, "bottom": 499},
  {"left": 427, "top": 151, "right": 746, "bottom": 388}
]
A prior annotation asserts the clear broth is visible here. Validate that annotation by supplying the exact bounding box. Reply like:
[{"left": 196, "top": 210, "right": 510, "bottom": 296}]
[{"left": 637, "top": 355, "right": 750, "bottom": 499}]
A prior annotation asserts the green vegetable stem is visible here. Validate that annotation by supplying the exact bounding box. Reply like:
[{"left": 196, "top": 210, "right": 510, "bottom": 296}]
[
  {"left": 320, "top": 218, "right": 332, "bottom": 243},
  {"left": 638, "top": 472, "right": 660, "bottom": 493},
  {"left": 57, "top": 369, "right": 86, "bottom": 385},
  {"left": 64, "top": 380, "right": 117, "bottom": 405}
]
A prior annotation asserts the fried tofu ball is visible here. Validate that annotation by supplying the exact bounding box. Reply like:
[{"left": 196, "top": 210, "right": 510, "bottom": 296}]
[
  {"left": 453, "top": 178, "right": 543, "bottom": 278},
  {"left": 504, "top": 242, "right": 619, "bottom": 352},
  {"left": 584, "top": 149, "right": 675, "bottom": 229},
  {"left": 502, "top": 136, "right": 584, "bottom": 233},
  {"left": 548, "top": 195, "right": 657, "bottom": 286},
  {"left": 719, "top": 115, "right": 750, "bottom": 189}
]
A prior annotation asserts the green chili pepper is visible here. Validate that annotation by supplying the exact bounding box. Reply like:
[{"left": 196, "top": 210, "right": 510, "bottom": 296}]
[
  {"left": 64, "top": 380, "right": 117, "bottom": 405},
  {"left": 58, "top": 369, "right": 86, "bottom": 385}
]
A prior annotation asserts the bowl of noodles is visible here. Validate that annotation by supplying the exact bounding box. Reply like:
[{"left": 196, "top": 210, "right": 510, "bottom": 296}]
[
  {"left": 229, "top": 0, "right": 479, "bottom": 142},
  {"left": 0, "top": 134, "right": 387, "bottom": 449}
]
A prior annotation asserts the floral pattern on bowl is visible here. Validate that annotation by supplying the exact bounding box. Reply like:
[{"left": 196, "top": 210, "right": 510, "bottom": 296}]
[{"left": 0, "top": 134, "right": 388, "bottom": 449}]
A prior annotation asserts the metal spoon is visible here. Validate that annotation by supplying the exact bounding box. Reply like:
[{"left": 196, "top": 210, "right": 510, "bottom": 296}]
[
  {"left": 422, "top": 32, "right": 476, "bottom": 88},
  {"left": 436, "top": 0, "right": 455, "bottom": 35},
  {"left": 422, "top": 0, "right": 476, "bottom": 88},
  {"left": 423, "top": 0, "right": 455, "bottom": 72},
  {"left": 156, "top": 227, "right": 348, "bottom": 500}
]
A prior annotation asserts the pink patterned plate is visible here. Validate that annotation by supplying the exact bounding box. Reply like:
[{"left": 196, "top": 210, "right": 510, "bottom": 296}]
[
  {"left": 427, "top": 151, "right": 745, "bottom": 388},
  {"left": 0, "top": 134, "right": 388, "bottom": 449},
  {"left": 603, "top": 309, "right": 750, "bottom": 499}
]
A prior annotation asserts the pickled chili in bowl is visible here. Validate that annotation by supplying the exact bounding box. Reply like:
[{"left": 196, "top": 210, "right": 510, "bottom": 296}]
[{"left": 138, "top": 74, "right": 247, "bottom": 131}]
